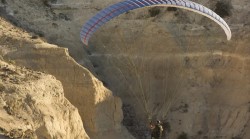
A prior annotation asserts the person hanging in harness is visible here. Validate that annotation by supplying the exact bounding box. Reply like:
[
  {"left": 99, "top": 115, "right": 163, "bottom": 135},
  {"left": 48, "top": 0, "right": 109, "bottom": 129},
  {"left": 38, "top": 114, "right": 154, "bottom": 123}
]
[{"left": 150, "top": 120, "right": 163, "bottom": 139}]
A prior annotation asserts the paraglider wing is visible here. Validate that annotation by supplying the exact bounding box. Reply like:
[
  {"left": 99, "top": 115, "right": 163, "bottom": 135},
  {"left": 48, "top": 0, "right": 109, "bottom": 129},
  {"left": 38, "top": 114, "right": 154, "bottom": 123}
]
[{"left": 80, "top": 0, "right": 232, "bottom": 45}]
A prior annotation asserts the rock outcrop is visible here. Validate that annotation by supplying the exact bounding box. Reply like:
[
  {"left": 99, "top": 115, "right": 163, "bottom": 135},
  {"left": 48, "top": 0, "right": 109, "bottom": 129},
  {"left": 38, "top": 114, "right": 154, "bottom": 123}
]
[
  {"left": 0, "top": 17, "right": 134, "bottom": 139},
  {"left": 1, "top": 0, "right": 250, "bottom": 139},
  {"left": 0, "top": 59, "right": 89, "bottom": 139}
]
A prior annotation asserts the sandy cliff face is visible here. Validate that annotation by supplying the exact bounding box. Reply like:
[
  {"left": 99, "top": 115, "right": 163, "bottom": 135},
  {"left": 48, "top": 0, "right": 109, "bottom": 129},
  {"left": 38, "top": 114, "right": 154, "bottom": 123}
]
[
  {"left": 0, "top": 59, "right": 89, "bottom": 139},
  {"left": 5, "top": 45, "right": 132, "bottom": 139},
  {"left": 0, "top": 17, "right": 134, "bottom": 139},
  {"left": 1, "top": 0, "right": 250, "bottom": 139}
]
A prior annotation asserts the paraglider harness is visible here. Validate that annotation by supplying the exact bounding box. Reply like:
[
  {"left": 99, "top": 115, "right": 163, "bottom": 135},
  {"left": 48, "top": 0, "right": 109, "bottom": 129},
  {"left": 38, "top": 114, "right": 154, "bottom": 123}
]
[{"left": 150, "top": 120, "right": 163, "bottom": 139}]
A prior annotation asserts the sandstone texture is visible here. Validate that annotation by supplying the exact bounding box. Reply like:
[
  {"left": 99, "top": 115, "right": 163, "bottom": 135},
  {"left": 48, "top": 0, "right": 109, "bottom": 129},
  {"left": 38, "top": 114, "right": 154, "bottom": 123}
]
[
  {"left": 0, "top": 16, "right": 133, "bottom": 139},
  {"left": 0, "top": 59, "right": 89, "bottom": 139},
  {"left": 1, "top": 0, "right": 250, "bottom": 139}
]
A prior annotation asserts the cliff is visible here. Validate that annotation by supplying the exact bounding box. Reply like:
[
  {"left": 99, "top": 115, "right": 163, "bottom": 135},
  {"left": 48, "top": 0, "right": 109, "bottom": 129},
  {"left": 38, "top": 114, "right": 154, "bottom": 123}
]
[
  {"left": 0, "top": 59, "right": 89, "bottom": 139},
  {"left": 1, "top": 0, "right": 250, "bottom": 139},
  {"left": 0, "top": 17, "right": 133, "bottom": 139}
]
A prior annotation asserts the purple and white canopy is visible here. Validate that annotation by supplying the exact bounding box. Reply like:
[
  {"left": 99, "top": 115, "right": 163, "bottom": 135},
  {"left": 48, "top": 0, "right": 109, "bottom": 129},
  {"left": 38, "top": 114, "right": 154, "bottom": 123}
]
[{"left": 80, "top": 0, "right": 232, "bottom": 45}]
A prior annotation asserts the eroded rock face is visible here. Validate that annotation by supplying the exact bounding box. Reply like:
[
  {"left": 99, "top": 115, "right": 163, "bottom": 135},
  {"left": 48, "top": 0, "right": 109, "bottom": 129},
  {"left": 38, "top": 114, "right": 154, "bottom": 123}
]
[
  {"left": 1, "top": 0, "right": 250, "bottom": 139},
  {"left": 0, "top": 60, "right": 89, "bottom": 139},
  {"left": 0, "top": 17, "right": 134, "bottom": 139},
  {"left": 91, "top": 52, "right": 250, "bottom": 139},
  {"left": 3, "top": 38, "right": 130, "bottom": 139}
]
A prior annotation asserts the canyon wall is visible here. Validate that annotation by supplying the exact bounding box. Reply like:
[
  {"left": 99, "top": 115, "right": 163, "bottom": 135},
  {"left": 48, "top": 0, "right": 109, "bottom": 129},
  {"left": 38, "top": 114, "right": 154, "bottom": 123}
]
[
  {"left": 0, "top": 17, "right": 134, "bottom": 139},
  {"left": 1, "top": 0, "right": 250, "bottom": 139}
]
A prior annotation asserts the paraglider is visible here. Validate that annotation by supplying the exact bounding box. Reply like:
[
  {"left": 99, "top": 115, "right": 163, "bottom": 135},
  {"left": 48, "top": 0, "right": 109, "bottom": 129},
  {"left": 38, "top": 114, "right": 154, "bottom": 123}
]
[
  {"left": 80, "top": 0, "right": 232, "bottom": 45},
  {"left": 80, "top": 1, "right": 232, "bottom": 138}
]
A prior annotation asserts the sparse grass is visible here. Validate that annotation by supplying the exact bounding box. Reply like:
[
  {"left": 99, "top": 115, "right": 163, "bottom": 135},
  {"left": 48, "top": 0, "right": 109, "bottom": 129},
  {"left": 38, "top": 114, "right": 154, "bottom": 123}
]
[
  {"left": 31, "top": 35, "right": 38, "bottom": 39},
  {"left": 177, "top": 132, "right": 188, "bottom": 139},
  {"left": 214, "top": 1, "right": 232, "bottom": 18},
  {"left": 148, "top": 7, "right": 161, "bottom": 17},
  {"left": 232, "top": 136, "right": 242, "bottom": 139},
  {"left": 167, "top": 7, "right": 177, "bottom": 11},
  {"left": 197, "top": 130, "right": 203, "bottom": 135},
  {"left": 0, "top": 49, "right": 4, "bottom": 60},
  {"left": 8, "top": 60, "right": 15, "bottom": 65},
  {"left": 1, "top": 0, "right": 7, "bottom": 4},
  {"left": 162, "top": 121, "right": 171, "bottom": 133},
  {"left": 0, "top": 82, "right": 5, "bottom": 92},
  {"left": 58, "top": 13, "right": 71, "bottom": 21},
  {"left": 0, "top": 127, "right": 4, "bottom": 134},
  {"left": 248, "top": 102, "right": 250, "bottom": 112}
]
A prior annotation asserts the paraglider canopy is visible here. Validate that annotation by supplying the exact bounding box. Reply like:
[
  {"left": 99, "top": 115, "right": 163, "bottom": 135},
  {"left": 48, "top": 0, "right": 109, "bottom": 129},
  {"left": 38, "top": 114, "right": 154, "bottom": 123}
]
[{"left": 80, "top": 0, "right": 232, "bottom": 45}]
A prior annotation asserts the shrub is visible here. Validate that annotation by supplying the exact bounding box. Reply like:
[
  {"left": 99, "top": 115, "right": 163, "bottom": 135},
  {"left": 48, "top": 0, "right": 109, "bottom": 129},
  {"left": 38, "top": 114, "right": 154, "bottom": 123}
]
[
  {"left": 167, "top": 7, "right": 177, "bottom": 11},
  {"left": 0, "top": 83, "right": 5, "bottom": 92},
  {"left": 1, "top": 0, "right": 7, "bottom": 4},
  {"left": 214, "top": 1, "right": 232, "bottom": 18},
  {"left": 232, "top": 136, "right": 242, "bottom": 139},
  {"left": 162, "top": 121, "right": 171, "bottom": 133},
  {"left": 197, "top": 130, "right": 203, "bottom": 135},
  {"left": 148, "top": 7, "right": 161, "bottom": 17},
  {"left": 177, "top": 132, "right": 188, "bottom": 139}
]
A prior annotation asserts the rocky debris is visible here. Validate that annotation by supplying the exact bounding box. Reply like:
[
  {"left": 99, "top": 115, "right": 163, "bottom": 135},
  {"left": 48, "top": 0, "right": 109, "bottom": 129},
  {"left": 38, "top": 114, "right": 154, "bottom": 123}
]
[{"left": 0, "top": 59, "right": 89, "bottom": 139}]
